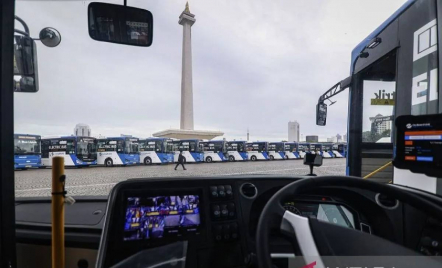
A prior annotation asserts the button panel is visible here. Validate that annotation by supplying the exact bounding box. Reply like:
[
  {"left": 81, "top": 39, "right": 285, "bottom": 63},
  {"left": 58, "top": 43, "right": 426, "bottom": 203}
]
[
  {"left": 210, "top": 185, "right": 233, "bottom": 200},
  {"left": 213, "top": 222, "right": 239, "bottom": 242},
  {"left": 211, "top": 202, "right": 235, "bottom": 220}
]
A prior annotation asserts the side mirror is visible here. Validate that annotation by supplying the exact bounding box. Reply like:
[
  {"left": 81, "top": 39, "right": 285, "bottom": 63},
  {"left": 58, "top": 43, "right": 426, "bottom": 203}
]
[
  {"left": 88, "top": 2, "right": 153, "bottom": 47},
  {"left": 14, "top": 35, "right": 38, "bottom": 92},
  {"left": 316, "top": 102, "right": 327, "bottom": 126}
]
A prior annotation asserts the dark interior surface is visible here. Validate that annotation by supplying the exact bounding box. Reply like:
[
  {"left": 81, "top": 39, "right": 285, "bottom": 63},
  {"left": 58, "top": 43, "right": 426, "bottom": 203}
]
[{"left": 15, "top": 175, "right": 442, "bottom": 268}]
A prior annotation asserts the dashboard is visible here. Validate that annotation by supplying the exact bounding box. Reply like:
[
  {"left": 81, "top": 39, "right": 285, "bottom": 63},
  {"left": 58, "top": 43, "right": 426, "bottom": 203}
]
[
  {"left": 96, "top": 176, "right": 394, "bottom": 268},
  {"left": 14, "top": 175, "right": 442, "bottom": 268}
]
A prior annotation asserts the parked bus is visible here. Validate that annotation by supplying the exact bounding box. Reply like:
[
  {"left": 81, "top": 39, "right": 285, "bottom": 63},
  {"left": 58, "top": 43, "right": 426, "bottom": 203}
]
[
  {"left": 284, "top": 142, "right": 300, "bottom": 159},
  {"left": 311, "top": 143, "right": 323, "bottom": 156},
  {"left": 246, "top": 141, "right": 269, "bottom": 161},
  {"left": 268, "top": 142, "right": 285, "bottom": 160},
  {"left": 322, "top": 143, "right": 334, "bottom": 158},
  {"left": 41, "top": 136, "right": 97, "bottom": 167},
  {"left": 200, "top": 140, "right": 227, "bottom": 163},
  {"left": 97, "top": 137, "right": 140, "bottom": 167},
  {"left": 334, "top": 143, "right": 347, "bottom": 158},
  {"left": 172, "top": 139, "right": 204, "bottom": 163},
  {"left": 14, "top": 134, "right": 41, "bottom": 169},
  {"left": 225, "top": 141, "right": 248, "bottom": 162},
  {"left": 297, "top": 143, "right": 311, "bottom": 158},
  {"left": 138, "top": 138, "right": 174, "bottom": 165}
]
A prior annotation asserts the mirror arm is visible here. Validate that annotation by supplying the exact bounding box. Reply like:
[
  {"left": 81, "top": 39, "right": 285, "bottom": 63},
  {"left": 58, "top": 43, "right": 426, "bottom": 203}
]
[
  {"left": 14, "top": 29, "right": 29, "bottom": 37},
  {"left": 124, "top": 0, "right": 127, "bottom": 6},
  {"left": 15, "top": 16, "right": 30, "bottom": 35}
]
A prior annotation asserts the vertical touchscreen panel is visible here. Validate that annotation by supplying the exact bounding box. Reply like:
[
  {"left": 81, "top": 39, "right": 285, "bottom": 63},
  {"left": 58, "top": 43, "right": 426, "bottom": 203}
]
[{"left": 124, "top": 195, "right": 200, "bottom": 241}]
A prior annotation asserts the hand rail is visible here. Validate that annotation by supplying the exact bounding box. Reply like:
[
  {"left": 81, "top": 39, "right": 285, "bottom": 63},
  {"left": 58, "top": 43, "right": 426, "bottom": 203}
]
[{"left": 363, "top": 161, "right": 392, "bottom": 179}]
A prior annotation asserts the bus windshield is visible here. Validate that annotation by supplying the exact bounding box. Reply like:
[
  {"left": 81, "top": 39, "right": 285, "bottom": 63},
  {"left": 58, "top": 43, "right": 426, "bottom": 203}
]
[
  {"left": 77, "top": 138, "right": 97, "bottom": 159},
  {"left": 14, "top": 137, "right": 40, "bottom": 155},
  {"left": 125, "top": 140, "right": 139, "bottom": 154}
]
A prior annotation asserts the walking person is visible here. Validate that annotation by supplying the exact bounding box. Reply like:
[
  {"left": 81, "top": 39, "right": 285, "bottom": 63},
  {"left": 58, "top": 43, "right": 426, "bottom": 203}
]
[{"left": 175, "top": 151, "right": 187, "bottom": 170}]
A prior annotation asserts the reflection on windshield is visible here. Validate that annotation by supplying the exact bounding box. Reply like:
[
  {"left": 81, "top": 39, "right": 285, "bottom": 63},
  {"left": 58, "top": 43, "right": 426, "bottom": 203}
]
[{"left": 14, "top": 138, "right": 40, "bottom": 154}]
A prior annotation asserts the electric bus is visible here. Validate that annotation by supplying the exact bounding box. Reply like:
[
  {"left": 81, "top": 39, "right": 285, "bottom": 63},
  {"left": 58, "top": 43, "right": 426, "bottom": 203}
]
[
  {"left": 246, "top": 141, "right": 269, "bottom": 161},
  {"left": 316, "top": 0, "right": 440, "bottom": 186},
  {"left": 297, "top": 143, "right": 311, "bottom": 158},
  {"left": 41, "top": 136, "right": 97, "bottom": 167},
  {"left": 14, "top": 134, "right": 41, "bottom": 169},
  {"left": 200, "top": 140, "right": 227, "bottom": 163},
  {"left": 322, "top": 143, "right": 335, "bottom": 158},
  {"left": 333, "top": 143, "right": 346, "bottom": 158},
  {"left": 172, "top": 139, "right": 204, "bottom": 163},
  {"left": 284, "top": 142, "right": 300, "bottom": 159},
  {"left": 268, "top": 142, "right": 285, "bottom": 160},
  {"left": 138, "top": 138, "right": 174, "bottom": 165},
  {"left": 225, "top": 141, "right": 248, "bottom": 161},
  {"left": 97, "top": 137, "right": 140, "bottom": 167},
  {"left": 310, "top": 143, "right": 323, "bottom": 156}
]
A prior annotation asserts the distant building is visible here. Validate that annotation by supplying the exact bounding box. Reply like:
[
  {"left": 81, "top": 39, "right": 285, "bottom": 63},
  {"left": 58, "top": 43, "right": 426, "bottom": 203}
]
[
  {"left": 369, "top": 114, "right": 392, "bottom": 134},
  {"left": 288, "top": 121, "right": 300, "bottom": 142},
  {"left": 343, "top": 133, "right": 347, "bottom": 142},
  {"left": 120, "top": 134, "right": 133, "bottom": 137},
  {"left": 74, "top": 123, "right": 91, "bottom": 137},
  {"left": 336, "top": 134, "right": 342, "bottom": 142},
  {"left": 306, "top": 135, "right": 318, "bottom": 143},
  {"left": 327, "top": 136, "right": 337, "bottom": 143}
]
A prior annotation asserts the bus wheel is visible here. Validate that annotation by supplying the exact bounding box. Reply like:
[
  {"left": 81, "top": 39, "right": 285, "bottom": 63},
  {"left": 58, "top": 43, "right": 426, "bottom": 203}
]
[
  {"left": 229, "top": 156, "right": 235, "bottom": 162},
  {"left": 144, "top": 157, "right": 152, "bottom": 165},
  {"left": 251, "top": 155, "right": 257, "bottom": 161},
  {"left": 206, "top": 156, "right": 212, "bottom": 163},
  {"left": 105, "top": 158, "right": 113, "bottom": 167},
  {"left": 284, "top": 155, "right": 289, "bottom": 160},
  {"left": 269, "top": 155, "right": 274, "bottom": 160},
  {"left": 38, "top": 166, "right": 46, "bottom": 169}
]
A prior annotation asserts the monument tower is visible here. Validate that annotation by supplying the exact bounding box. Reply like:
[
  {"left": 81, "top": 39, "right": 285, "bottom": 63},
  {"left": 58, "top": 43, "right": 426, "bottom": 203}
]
[
  {"left": 153, "top": 3, "right": 223, "bottom": 139},
  {"left": 179, "top": 2, "right": 195, "bottom": 130}
]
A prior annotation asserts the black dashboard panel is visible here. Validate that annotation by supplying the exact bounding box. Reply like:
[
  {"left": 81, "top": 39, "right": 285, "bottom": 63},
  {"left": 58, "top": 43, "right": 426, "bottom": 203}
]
[
  {"left": 14, "top": 176, "right": 442, "bottom": 268},
  {"left": 96, "top": 176, "right": 387, "bottom": 268}
]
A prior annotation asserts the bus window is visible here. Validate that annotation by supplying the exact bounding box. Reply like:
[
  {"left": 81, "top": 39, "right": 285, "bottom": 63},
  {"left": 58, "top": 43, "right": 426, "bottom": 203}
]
[
  {"left": 117, "top": 140, "right": 124, "bottom": 153},
  {"left": 362, "top": 52, "right": 396, "bottom": 143},
  {"left": 41, "top": 140, "right": 50, "bottom": 158},
  {"left": 66, "top": 140, "right": 75, "bottom": 154},
  {"left": 189, "top": 142, "right": 196, "bottom": 152}
]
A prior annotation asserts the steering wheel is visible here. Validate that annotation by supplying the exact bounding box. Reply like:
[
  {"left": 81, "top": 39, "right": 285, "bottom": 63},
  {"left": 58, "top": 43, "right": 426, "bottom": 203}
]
[{"left": 256, "top": 176, "right": 442, "bottom": 268}]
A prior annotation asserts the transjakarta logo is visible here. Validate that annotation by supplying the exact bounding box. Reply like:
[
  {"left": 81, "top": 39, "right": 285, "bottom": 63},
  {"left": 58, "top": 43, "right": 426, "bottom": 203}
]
[{"left": 406, "top": 123, "right": 431, "bottom": 129}]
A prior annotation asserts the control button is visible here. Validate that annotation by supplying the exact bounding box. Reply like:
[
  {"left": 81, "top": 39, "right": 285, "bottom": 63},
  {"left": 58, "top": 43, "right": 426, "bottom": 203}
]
[
  {"left": 223, "top": 224, "right": 231, "bottom": 240},
  {"left": 210, "top": 186, "right": 218, "bottom": 198},
  {"left": 225, "top": 185, "right": 233, "bottom": 197},
  {"left": 213, "top": 225, "right": 223, "bottom": 241},
  {"left": 231, "top": 223, "right": 238, "bottom": 239},
  {"left": 212, "top": 205, "right": 220, "bottom": 218},
  {"left": 227, "top": 203, "right": 235, "bottom": 217},
  {"left": 220, "top": 204, "right": 228, "bottom": 217},
  {"left": 218, "top": 186, "right": 226, "bottom": 197}
]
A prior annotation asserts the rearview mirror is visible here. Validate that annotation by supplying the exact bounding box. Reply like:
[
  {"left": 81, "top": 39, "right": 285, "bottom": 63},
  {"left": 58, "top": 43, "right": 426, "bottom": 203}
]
[
  {"left": 88, "top": 2, "right": 153, "bottom": 47},
  {"left": 14, "top": 35, "right": 38, "bottom": 92},
  {"left": 316, "top": 102, "right": 327, "bottom": 126}
]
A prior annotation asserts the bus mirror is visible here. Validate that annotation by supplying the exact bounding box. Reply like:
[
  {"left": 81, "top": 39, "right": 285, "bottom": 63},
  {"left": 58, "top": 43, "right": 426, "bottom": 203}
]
[
  {"left": 39, "top": 27, "right": 61, "bottom": 47},
  {"left": 14, "top": 35, "right": 38, "bottom": 93},
  {"left": 316, "top": 102, "right": 327, "bottom": 126},
  {"left": 88, "top": 2, "right": 153, "bottom": 47},
  {"left": 14, "top": 35, "right": 36, "bottom": 76}
]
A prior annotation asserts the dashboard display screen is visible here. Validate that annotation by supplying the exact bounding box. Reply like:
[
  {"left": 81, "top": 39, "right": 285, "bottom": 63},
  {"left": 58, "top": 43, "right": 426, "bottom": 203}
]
[
  {"left": 394, "top": 114, "right": 442, "bottom": 177},
  {"left": 124, "top": 195, "right": 200, "bottom": 241},
  {"left": 284, "top": 202, "right": 355, "bottom": 229}
]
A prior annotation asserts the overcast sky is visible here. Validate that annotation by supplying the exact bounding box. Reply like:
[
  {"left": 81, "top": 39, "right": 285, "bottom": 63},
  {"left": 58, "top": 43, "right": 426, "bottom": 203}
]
[{"left": 14, "top": 0, "right": 406, "bottom": 142}]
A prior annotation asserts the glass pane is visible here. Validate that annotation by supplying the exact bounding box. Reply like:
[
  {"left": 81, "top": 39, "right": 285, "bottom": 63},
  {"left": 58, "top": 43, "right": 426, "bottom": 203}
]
[{"left": 362, "top": 80, "right": 395, "bottom": 143}]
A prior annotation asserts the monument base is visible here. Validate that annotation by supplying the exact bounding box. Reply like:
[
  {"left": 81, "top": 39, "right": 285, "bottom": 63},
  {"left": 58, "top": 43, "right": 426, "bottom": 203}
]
[{"left": 152, "top": 129, "right": 224, "bottom": 140}]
